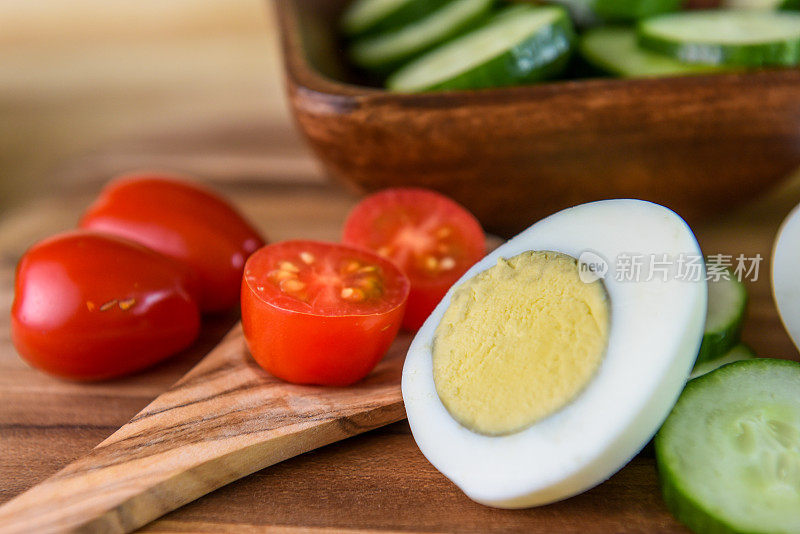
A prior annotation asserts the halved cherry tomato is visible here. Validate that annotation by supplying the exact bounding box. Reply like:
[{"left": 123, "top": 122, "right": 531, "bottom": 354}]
[
  {"left": 342, "top": 188, "right": 485, "bottom": 330},
  {"left": 11, "top": 231, "right": 201, "bottom": 380},
  {"left": 241, "top": 240, "right": 409, "bottom": 386},
  {"left": 79, "top": 173, "right": 265, "bottom": 313}
]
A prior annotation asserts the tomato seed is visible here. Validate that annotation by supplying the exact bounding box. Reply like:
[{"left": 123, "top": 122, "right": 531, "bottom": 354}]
[
  {"left": 344, "top": 261, "right": 362, "bottom": 274},
  {"left": 119, "top": 298, "right": 136, "bottom": 310},
  {"left": 440, "top": 257, "right": 456, "bottom": 270},
  {"left": 269, "top": 269, "right": 296, "bottom": 282},
  {"left": 425, "top": 256, "right": 439, "bottom": 271},
  {"left": 100, "top": 300, "right": 118, "bottom": 312},
  {"left": 341, "top": 287, "right": 365, "bottom": 302},
  {"left": 300, "top": 252, "right": 315, "bottom": 264},
  {"left": 357, "top": 278, "right": 380, "bottom": 291},
  {"left": 280, "top": 261, "right": 300, "bottom": 273},
  {"left": 280, "top": 279, "right": 306, "bottom": 293}
]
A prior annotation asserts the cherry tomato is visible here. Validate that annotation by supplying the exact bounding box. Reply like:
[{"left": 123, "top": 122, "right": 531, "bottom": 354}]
[
  {"left": 241, "top": 240, "right": 409, "bottom": 386},
  {"left": 11, "top": 231, "right": 201, "bottom": 380},
  {"left": 80, "top": 174, "right": 265, "bottom": 313},
  {"left": 342, "top": 188, "right": 485, "bottom": 330}
]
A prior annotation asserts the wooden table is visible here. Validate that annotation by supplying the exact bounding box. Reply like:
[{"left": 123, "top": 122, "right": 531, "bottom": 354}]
[{"left": 1, "top": 116, "right": 800, "bottom": 532}]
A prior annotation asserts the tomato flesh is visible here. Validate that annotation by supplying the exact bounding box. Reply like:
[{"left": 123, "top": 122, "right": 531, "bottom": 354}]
[
  {"left": 342, "top": 188, "right": 485, "bottom": 330},
  {"left": 79, "top": 174, "right": 265, "bottom": 313},
  {"left": 11, "top": 231, "right": 201, "bottom": 380},
  {"left": 241, "top": 241, "right": 409, "bottom": 386}
]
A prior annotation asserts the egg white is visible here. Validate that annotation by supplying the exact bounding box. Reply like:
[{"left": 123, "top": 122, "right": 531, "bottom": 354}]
[
  {"left": 772, "top": 202, "right": 800, "bottom": 352},
  {"left": 402, "top": 199, "right": 707, "bottom": 508}
]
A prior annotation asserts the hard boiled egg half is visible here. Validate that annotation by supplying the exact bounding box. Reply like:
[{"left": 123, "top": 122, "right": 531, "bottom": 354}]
[
  {"left": 772, "top": 202, "right": 800, "bottom": 351},
  {"left": 402, "top": 199, "right": 707, "bottom": 508}
]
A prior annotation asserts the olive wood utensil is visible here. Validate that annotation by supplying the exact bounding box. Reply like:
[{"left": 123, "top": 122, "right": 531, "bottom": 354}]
[{"left": 0, "top": 323, "right": 410, "bottom": 533}]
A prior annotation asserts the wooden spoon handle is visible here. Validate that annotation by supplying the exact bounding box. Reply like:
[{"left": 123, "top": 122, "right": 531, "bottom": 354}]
[{"left": 0, "top": 323, "right": 408, "bottom": 534}]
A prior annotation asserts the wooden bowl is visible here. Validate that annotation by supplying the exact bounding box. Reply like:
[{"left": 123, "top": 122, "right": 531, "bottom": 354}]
[{"left": 274, "top": 0, "right": 800, "bottom": 236}]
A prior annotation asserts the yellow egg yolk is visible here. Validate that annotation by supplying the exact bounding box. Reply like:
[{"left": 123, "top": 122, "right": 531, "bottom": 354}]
[{"left": 432, "top": 250, "right": 610, "bottom": 436}]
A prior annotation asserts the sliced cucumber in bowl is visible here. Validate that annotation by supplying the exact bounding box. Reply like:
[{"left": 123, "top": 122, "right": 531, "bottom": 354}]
[
  {"left": 593, "top": 0, "right": 681, "bottom": 20},
  {"left": 656, "top": 359, "right": 800, "bottom": 534},
  {"left": 638, "top": 10, "right": 800, "bottom": 66},
  {"left": 543, "top": 0, "right": 599, "bottom": 27},
  {"left": 544, "top": 0, "right": 679, "bottom": 24},
  {"left": 724, "top": 0, "right": 799, "bottom": 9},
  {"left": 341, "top": 0, "right": 453, "bottom": 37},
  {"left": 387, "top": 5, "right": 575, "bottom": 92},
  {"left": 350, "top": 0, "right": 494, "bottom": 71},
  {"left": 580, "top": 27, "right": 726, "bottom": 77}
]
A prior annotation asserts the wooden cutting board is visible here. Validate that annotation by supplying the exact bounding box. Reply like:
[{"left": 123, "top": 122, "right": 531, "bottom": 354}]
[
  {"left": 0, "top": 317, "right": 412, "bottom": 533},
  {"left": 1, "top": 122, "right": 799, "bottom": 532}
]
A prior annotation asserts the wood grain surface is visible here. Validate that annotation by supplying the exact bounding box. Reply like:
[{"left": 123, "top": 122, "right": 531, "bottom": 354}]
[
  {"left": 4, "top": 13, "right": 800, "bottom": 525},
  {"left": 0, "top": 319, "right": 409, "bottom": 533},
  {"left": 1, "top": 122, "right": 799, "bottom": 532}
]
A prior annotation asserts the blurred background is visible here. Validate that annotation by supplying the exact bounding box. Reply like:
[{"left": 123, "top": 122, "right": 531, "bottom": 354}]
[
  {"left": 0, "top": 0, "right": 298, "bottom": 214},
  {"left": 4, "top": 0, "right": 800, "bottom": 228}
]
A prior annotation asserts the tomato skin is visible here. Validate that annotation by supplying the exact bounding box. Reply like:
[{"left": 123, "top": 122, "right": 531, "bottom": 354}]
[
  {"left": 342, "top": 188, "right": 485, "bottom": 331},
  {"left": 401, "top": 285, "right": 449, "bottom": 334},
  {"left": 241, "top": 241, "right": 409, "bottom": 386},
  {"left": 242, "top": 304, "right": 405, "bottom": 386},
  {"left": 79, "top": 174, "right": 265, "bottom": 313},
  {"left": 11, "top": 231, "right": 201, "bottom": 380}
]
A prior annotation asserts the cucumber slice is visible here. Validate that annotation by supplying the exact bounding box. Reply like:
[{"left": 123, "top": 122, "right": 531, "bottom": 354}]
[
  {"left": 545, "top": 0, "right": 679, "bottom": 24},
  {"left": 543, "top": 0, "right": 599, "bottom": 27},
  {"left": 594, "top": 0, "right": 681, "bottom": 20},
  {"left": 698, "top": 269, "right": 747, "bottom": 364},
  {"left": 724, "top": 0, "right": 782, "bottom": 7},
  {"left": 387, "top": 5, "right": 575, "bottom": 92},
  {"left": 341, "top": 0, "right": 452, "bottom": 37},
  {"left": 690, "top": 343, "right": 755, "bottom": 379},
  {"left": 580, "top": 27, "right": 725, "bottom": 77},
  {"left": 638, "top": 10, "right": 800, "bottom": 66},
  {"left": 656, "top": 359, "right": 800, "bottom": 534},
  {"left": 724, "top": 0, "right": 799, "bottom": 9},
  {"left": 350, "top": 0, "right": 493, "bottom": 71}
]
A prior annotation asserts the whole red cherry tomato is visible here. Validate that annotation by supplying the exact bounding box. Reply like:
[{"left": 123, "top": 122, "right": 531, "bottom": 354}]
[
  {"left": 11, "top": 231, "right": 201, "bottom": 380},
  {"left": 80, "top": 174, "right": 265, "bottom": 313},
  {"left": 241, "top": 240, "right": 409, "bottom": 386},
  {"left": 342, "top": 188, "right": 485, "bottom": 330}
]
